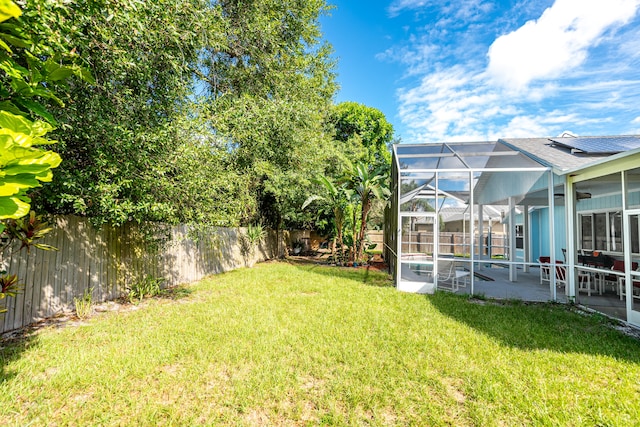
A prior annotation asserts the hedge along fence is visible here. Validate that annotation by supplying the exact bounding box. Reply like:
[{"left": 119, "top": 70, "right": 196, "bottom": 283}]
[{"left": 0, "top": 216, "right": 283, "bottom": 333}]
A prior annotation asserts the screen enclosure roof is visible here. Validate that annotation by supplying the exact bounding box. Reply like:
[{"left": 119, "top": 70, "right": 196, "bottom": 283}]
[
  {"left": 393, "top": 141, "right": 551, "bottom": 207},
  {"left": 394, "top": 141, "right": 547, "bottom": 173}
]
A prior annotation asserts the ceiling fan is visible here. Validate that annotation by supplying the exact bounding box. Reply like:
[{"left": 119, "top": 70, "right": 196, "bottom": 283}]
[{"left": 553, "top": 191, "right": 592, "bottom": 200}]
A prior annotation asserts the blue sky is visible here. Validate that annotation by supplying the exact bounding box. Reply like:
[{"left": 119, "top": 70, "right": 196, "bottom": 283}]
[{"left": 320, "top": 0, "right": 640, "bottom": 144}]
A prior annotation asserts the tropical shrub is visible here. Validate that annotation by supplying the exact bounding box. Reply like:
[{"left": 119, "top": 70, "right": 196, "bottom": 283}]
[
  {"left": 127, "top": 275, "right": 164, "bottom": 304},
  {"left": 73, "top": 288, "right": 93, "bottom": 319},
  {"left": 0, "top": 0, "right": 83, "bottom": 313}
]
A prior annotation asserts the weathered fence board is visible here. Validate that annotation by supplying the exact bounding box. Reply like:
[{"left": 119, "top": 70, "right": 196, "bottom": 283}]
[
  {"left": 401, "top": 231, "right": 507, "bottom": 257},
  {"left": 0, "top": 216, "right": 281, "bottom": 333}
]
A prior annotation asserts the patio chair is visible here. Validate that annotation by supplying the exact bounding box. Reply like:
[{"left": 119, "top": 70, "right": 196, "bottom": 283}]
[
  {"left": 436, "top": 260, "right": 470, "bottom": 292},
  {"left": 555, "top": 264, "right": 593, "bottom": 294},
  {"left": 538, "top": 256, "right": 551, "bottom": 285},
  {"left": 618, "top": 277, "right": 640, "bottom": 301},
  {"left": 603, "top": 260, "right": 638, "bottom": 293}
]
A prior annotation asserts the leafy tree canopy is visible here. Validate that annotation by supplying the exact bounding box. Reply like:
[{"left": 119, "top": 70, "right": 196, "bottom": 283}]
[
  {"left": 13, "top": 0, "right": 342, "bottom": 231},
  {"left": 331, "top": 101, "right": 394, "bottom": 167},
  {"left": 0, "top": 0, "right": 88, "bottom": 230},
  {"left": 202, "top": 0, "right": 338, "bottom": 229},
  {"left": 22, "top": 0, "right": 252, "bottom": 226}
]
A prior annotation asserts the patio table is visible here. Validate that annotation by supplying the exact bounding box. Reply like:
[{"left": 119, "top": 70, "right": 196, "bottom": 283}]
[{"left": 576, "top": 265, "right": 608, "bottom": 295}]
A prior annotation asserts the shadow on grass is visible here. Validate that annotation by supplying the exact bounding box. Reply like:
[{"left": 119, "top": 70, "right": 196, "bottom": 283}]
[
  {"left": 0, "top": 330, "right": 39, "bottom": 382},
  {"left": 429, "top": 291, "right": 640, "bottom": 362},
  {"left": 285, "top": 258, "right": 394, "bottom": 288},
  {"left": 160, "top": 284, "right": 194, "bottom": 300}
]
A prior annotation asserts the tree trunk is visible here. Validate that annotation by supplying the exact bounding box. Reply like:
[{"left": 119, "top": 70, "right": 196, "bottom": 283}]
[
  {"left": 356, "top": 200, "right": 371, "bottom": 262},
  {"left": 335, "top": 208, "right": 345, "bottom": 264},
  {"left": 331, "top": 237, "right": 336, "bottom": 263},
  {"left": 350, "top": 205, "right": 359, "bottom": 262},
  {"left": 336, "top": 228, "right": 343, "bottom": 263}
]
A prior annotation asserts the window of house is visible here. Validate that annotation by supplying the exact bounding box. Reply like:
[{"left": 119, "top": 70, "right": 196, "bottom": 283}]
[
  {"left": 611, "top": 211, "right": 623, "bottom": 252},
  {"left": 631, "top": 214, "right": 640, "bottom": 254},
  {"left": 579, "top": 211, "right": 626, "bottom": 253},
  {"left": 594, "top": 213, "right": 607, "bottom": 250},
  {"left": 580, "top": 215, "right": 593, "bottom": 250},
  {"left": 515, "top": 224, "right": 524, "bottom": 249}
]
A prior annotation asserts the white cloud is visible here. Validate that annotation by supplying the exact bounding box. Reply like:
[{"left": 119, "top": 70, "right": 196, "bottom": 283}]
[
  {"left": 388, "top": 0, "right": 492, "bottom": 21},
  {"left": 397, "top": 68, "right": 505, "bottom": 142},
  {"left": 388, "top": 0, "right": 430, "bottom": 17},
  {"left": 392, "top": 0, "right": 640, "bottom": 143},
  {"left": 487, "top": 0, "right": 640, "bottom": 90},
  {"left": 495, "top": 116, "right": 549, "bottom": 138},
  {"left": 497, "top": 113, "right": 582, "bottom": 139}
]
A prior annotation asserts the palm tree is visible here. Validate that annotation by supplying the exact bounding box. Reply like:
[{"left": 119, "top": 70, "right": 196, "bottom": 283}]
[
  {"left": 346, "top": 162, "right": 390, "bottom": 262},
  {"left": 302, "top": 175, "right": 350, "bottom": 262}
]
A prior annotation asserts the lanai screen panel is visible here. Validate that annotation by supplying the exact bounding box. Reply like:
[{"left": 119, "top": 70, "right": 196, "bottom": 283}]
[
  {"left": 395, "top": 141, "right": 549, "bottom": 208},
  {"left": 391, "top": 141, "right": 551, "bottom": 294}
]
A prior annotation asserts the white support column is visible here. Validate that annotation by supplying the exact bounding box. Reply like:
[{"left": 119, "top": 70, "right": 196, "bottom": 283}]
[
  {"left": 469, "top": 171, "right": 475, "bottom": 295},
  {"left": 434, "top": 173, "right": 440, "bottom": 287},
  {"left": 621, "top": 172, "right": 632, "bottom": 315},
  {"left": 523, "top": 204, "right": 530, "bottom": 273},
  {"left": 509, "top": 196, "right": 517, "bottom": 282},
  {"left": 395, "top": 176, "right": 402, "bottom": 288},
  {"left": 478, "top": 204, "right": 484, "bottom": 270},
  {"left": 565, "top": 178, "right": 576, "bottom": 299},
  {"left": 548, "top": 171, "right": 557, "bottom": 300}
]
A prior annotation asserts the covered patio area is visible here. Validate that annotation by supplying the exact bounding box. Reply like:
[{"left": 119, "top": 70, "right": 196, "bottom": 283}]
[{"left": 385, "top": 137, "right": 640, "bottom": 327}]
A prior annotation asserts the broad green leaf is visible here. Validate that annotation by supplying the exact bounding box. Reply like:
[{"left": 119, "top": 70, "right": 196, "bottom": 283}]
[
  {"left": 0, "top": 175, "right": 39, "bottom": 196},
  {"left": 29, "top": 87, "right": 64, "bottom": 106},
  {"left": 29, "top": 118, "right": 54, "bottom": 137},
  {"left": 0, "top": 140, "right": 34, "bottom": 159},
  {"left": 0, "top": 195, "right": 29, "bottom": 219},
  {"left": 0, "top": 132, "right": 29, "bottom": 150},
  {"left": 3, "top": 163, "right": 55, "bottom": 177},
  {"left": 13, "top": 98, "right": 58, "bottom": 126},
  {"left": 25, "top": 53, "right": 43, "bottom": 82},
  {"left": 0, "top": 31, "right": 29, "bottom": 48},
  {"left": 46, "top": 66, "right": 73, "bottom": 81},
  {"left": 0, "top": 100, "right": 23, "bottom": 116},
  {"left": 0, "top": 110, "right": 53, "bottom": 138},
  {"left": 78, "top": 67, "right": 96, "bottom": 85},
  {"left": 0, "top": 59, "right": 27, "bottom": 79},
  {"left": 0, "top": 0, "right": 21, "bottom": 23},
  {"left": 0, "top": 36, "right": 11, "bottom": 53}
]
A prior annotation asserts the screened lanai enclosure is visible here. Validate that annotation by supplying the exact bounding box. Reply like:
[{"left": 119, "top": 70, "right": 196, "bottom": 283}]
[
  {"left": 384, "top": 137, "right": 640, "bottom": 327},
  {"left": 386, "top": 141, "right": 565, "bottom": 302}
]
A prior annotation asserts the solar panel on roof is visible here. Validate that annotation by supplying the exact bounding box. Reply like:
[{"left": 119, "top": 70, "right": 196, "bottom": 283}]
[{"left": 549, "top": 136, "right": 640, "bottom": 154}]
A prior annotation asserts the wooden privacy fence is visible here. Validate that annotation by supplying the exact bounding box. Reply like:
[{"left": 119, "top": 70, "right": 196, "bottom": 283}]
[
  {"left": 0, "top": 216, "right": 282, "bottom": 333},
  {"left": 402, "top": 232, "right": 507, "bottom": 257}
]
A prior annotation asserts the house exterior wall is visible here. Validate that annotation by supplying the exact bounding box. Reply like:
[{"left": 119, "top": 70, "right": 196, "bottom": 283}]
[
  {"left": 515, "top": 204, "right": 566, "bottom": 263},
  {"left": 575, "top": 191, "right": 640, "bottom": 213}
]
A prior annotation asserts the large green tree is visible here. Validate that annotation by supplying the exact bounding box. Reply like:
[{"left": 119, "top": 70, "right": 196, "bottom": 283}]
[
  {"left": 346, "top": 162, "right": 389, "bottom": 262},
  {"left": 202, "top": 0, "right": 338, "bottom": 230},
  {"left": 41, "top": 0, "right": 211, "bottom": 225},
  {"left": 18, "top": 0, "right": 339, "bottom": 231},
  {"left": 331, "top": 101, "right": 394, "bottom": 168}
]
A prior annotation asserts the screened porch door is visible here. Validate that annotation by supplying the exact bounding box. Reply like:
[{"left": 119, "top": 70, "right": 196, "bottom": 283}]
[
  {"left": 397, "top": 213, "right": 437, "bottom": 293},
  {"left": 625, "top": 211, "right": 640, "bottom": 326}
]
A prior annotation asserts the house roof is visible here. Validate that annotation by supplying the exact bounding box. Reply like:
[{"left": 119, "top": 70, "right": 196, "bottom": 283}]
[
  {"left": 393, "top": 135, "right": 640, "bottom": 209},
  {"left": 438, "top": 206, "right": 504, "bottom": 223},
  {"left": 499, "top": 136, "right": 640, "bottom": 174}
]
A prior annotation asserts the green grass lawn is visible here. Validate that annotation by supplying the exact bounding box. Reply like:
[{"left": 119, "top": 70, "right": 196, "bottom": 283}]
[{"left": 2, "top": 260, "right": 640, "bottom": 426}]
